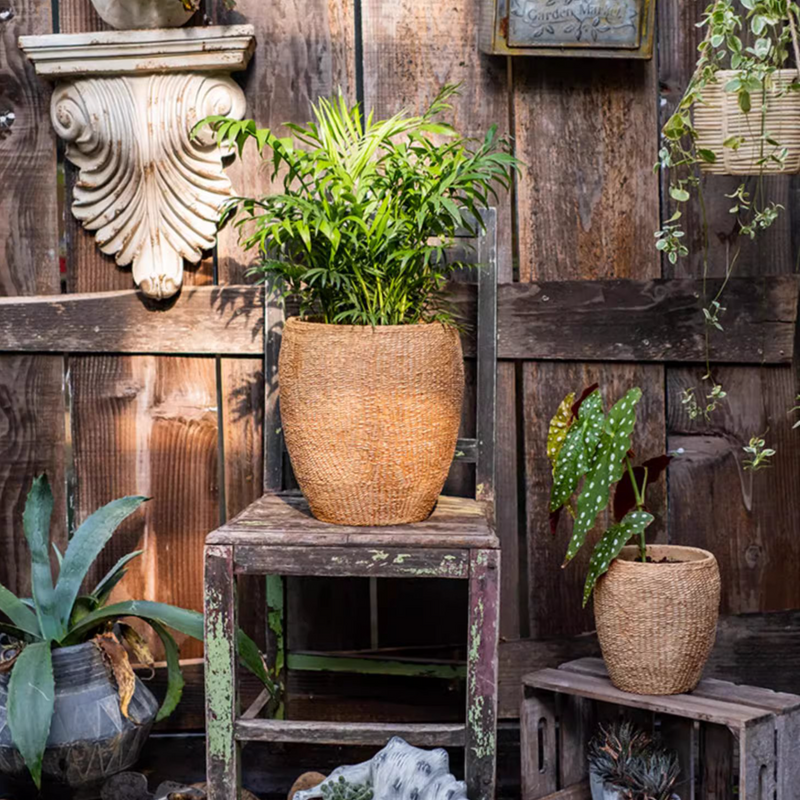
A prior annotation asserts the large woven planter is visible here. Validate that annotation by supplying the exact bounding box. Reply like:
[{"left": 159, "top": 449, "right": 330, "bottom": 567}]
[
  {"left": 593, "top": 545, "right": 720, "bottom": 695},
  {"left": 279, "top": 318, "right": 464, "bottom": 526},
  {"left": 694, "top": 69, "right": 800, "bottom": 175}
]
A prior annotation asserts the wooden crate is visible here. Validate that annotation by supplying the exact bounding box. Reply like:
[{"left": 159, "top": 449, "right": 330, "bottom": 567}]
[{"left": 521, "top": 658, "right": 800, "bottom": 800}]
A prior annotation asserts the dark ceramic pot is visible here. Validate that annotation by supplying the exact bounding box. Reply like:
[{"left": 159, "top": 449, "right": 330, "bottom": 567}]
[{"left": 0, "top": 642, "right": 158, "bottom": 791}]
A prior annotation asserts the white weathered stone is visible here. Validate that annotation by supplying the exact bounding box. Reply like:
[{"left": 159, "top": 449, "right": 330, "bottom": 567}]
[
  {"left": 90, "top": 0, "right": 195, "bottom": 30},
  {"left": 18, "top": 26, "right": 255, "bottom": 77},
  {"left": 18, "top": 27, "right": 254, "bottom": 299},
  {"left": 293, "top": 738, "right": 469, "bottom": 800}
]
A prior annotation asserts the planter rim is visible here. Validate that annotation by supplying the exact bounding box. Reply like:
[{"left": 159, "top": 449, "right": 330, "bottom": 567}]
[
  {"left": 284, "top": 317, "right": 455, "bottom": 333},
  {"left": 613, "top": 544, "right": 716, "bottom": 569}
]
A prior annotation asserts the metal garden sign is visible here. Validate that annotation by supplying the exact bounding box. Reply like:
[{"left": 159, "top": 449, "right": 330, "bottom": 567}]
[{"left": 479, "top": 0, "right": 656, "bottom": 58}]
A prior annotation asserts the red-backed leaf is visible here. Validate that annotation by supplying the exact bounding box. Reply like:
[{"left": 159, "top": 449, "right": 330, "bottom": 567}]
[
  {"left": 613, "top": 466, "right": 644, "bottom": 521},
  {"left": 570, "top": 383, "right": 600, "bottom": 421},
  {"left": 613, "top": 455, "right": 673, "bottom": 521},
  {"left": 641, "top": 454, "right": 673, "bottom": 484}
]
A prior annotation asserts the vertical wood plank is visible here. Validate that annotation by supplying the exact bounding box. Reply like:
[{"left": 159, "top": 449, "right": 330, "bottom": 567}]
[
  {"left": 466, "top": 548, "right": 500, "bottom": 800},
  {"left": 557, "top": 695, "right": 594, "bottom": 789},
  {"left": 700, "top": 724, "right": 733, "bottom": 800},
  {"left": 0, "top": 0, "right": 66, "bottom": 595},
  {"left": 659, "top": 0, "right": 800, "bottom": 616},
  {"left": 209, "top": 0, "right": 360, "bottom": 705},
  {"left": 362, "top": 0, "right": 521, "bottom": 649},
  {"left": 60, "top": 0, "right": 220, "bottom": 664},
  {"left": 659, "top": 716, "right": 697, "bottom": 800},
  {"left": 521, "top": 687, "right": 558, "bottom": 800},
  {"left": 204, "top": 544, "right": 240, "bottom": 800},
  {"left": 776, "top": 710, "right": 800, "bottom": 800},
  {"left": 513, "top": 55, "right": 664, "bottom": 639},
  {"left": 739, "top": 719, "right": 776, "bottom": 800}
]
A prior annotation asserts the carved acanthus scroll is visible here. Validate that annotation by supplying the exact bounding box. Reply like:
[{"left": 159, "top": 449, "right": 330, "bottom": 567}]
[
  {"left": 19, "top": 26, "right": 255, "bottom": 300},
  {"left": 52, "top": 74, "right": 244, "bottom": 299}
]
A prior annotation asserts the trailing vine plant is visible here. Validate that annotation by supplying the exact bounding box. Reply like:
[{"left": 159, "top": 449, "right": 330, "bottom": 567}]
[{"left": 656, "top": 0, "right": 799, "bottom": 458}]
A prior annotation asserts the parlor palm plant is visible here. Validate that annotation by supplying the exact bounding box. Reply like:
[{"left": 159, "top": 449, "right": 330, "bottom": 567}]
[
  {"left": 0, "top": 475, "right": 272, "bottom": 788},
  {"left": 199, "top": 86, "right": 518, "bottom": 526}
]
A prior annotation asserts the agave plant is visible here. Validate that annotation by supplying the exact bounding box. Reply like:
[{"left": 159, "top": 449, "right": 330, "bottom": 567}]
[{"left": 0, "top": 475, "right": 273, "bottom": 788}]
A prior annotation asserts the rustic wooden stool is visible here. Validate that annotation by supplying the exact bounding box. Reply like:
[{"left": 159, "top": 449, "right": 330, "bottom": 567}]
[
  {"left": 204, "top": 211, "right": 501, "bottom": 800},
  {"left": 521, "top": 658, "right": 800, "bottom": 800}
]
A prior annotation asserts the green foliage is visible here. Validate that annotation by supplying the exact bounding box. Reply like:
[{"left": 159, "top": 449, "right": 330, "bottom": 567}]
[
  {"left": 656, "top": 0, "right": 799, "bottom": 427},
  {"left": 548, "top": 386, "right": 662, "bottom": 605},
  {"left": 790, "top": 395, "right": 800, "bottom": 428},
  {"left": 320, "top": 776, "right": 374, "bottom": 800},
  {"left": 742, "top": 434, "right": 776, "bottom": 470},
  {"left": 588, "top": 721, "right": 680, "bottom": 800},
  {"left": 0, "top": 476, "right": 275, "bottom": 786},
  {"left": 197, "top": 85, "right": 518, "bottom": 326},
  {"left": 7, "top": 643, "right": 54, "bottom": 789},
  {"left": 583, "top": 510, "right": 654, "bottom": 604}
]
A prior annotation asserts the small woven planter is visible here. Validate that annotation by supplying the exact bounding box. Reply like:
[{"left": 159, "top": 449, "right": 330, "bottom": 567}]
[
  {"left": 694, "top": 68, "right": 800, "bottom": 175},
  {"left": 278, "top": 318, "right": 464, "bottom": 526},
  {"left": 593, "top": 545, "right": 720, "bottom": 695}
]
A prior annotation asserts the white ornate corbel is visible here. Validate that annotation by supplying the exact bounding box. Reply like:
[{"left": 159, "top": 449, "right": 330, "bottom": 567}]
[{"left": 19, "top": 26, "right": 255, "bottom": 300}]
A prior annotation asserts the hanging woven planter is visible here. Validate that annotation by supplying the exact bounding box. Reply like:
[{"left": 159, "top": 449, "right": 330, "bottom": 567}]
[
  {"left": 691, "top": 12, "right": 800, "bottom": 175},
  {"left": 694, "top": 68, "right": 800, "bottom": 174}
]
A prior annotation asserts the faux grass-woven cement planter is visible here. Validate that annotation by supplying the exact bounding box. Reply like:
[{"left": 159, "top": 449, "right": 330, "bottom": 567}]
[
  {"left": 593, "top": 545, "right": 721, "bottom": 695},
  {"left": 279, "top": 318, "right": 464, "bottom": 526},
  {"left": 0, "top": 642, "right": 158, "bottom": 791}
]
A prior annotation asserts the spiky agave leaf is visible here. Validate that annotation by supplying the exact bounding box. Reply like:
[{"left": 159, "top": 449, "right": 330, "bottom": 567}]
[
  {"left": 7, "top": 642, "right": 54, "bottom": 788},
  {"left": 22, "top": 476, "right": 60, "bottom": 641}
]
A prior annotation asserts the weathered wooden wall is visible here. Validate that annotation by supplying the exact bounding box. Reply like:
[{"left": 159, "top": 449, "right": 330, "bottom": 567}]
[{"left": 1, "top": 0, "right": 799, "bottom": 752}]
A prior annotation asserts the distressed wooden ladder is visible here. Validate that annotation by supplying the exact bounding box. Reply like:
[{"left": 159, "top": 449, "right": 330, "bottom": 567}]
[{"left": 204, "top": 209, "right": 501, "bottom": 800}]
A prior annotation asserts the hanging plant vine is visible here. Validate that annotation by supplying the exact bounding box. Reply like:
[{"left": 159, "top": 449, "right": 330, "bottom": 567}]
[{"left": 656, "top": 0, "right": 800, "bottom": 457}]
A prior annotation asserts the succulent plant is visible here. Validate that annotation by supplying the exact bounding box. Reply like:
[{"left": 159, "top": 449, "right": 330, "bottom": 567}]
[
  {"left": 588, "top": 721, "right": 680, "bottom": 800},
  {"left": 320, "top": 776, "right": 373, "bottom": 800}
]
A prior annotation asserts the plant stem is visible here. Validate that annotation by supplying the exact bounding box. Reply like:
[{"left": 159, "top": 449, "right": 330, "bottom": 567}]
[{"left": 625, "top": 456, "right": 648, "bottom": 563}]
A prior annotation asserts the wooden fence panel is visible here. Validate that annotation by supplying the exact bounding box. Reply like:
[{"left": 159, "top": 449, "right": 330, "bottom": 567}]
[
  {"left": 361, "top": 0, "right": 522, "bottom": 654},
  {"left": 2, "top": 0, "right": 800, "bottom": 742},
  {"left": 0, "top": 0, "right": 66, "bottom": 595},
  {"left": 513, "top": 58, "right": 666, "bottom": 639},
  {"left": 60, "top": 0, "right": 220, "bottom": 660},
  {"left": 659, "top": 0, "right": 800, "bottom": 616}
]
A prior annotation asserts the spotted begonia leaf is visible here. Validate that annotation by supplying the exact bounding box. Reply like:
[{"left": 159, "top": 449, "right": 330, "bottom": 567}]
[
  {"left": 582, "top": 509, "right": 654, "bottom": 605},
  {"left": 547, "top": 392, "right": 575, "bottom": 474},
  {"left": 549, "top": 390, "right": 605, "bottom": 513},
  {"left": 563, "top": 388, "right": 642, "bottom": 564}
]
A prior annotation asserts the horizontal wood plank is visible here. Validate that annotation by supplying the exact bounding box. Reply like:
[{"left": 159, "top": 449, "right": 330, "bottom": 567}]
[
  {"left": 560, "top": 657, "right": 800, "bottom": 714},
  {"left": 235, "top": 719, "right": 466, "bottom": 746},
  {"left": 0, "top": 277, "right": 795, "bottom": 363},
  {"left": 0, "top": 286, "right": 264, "bottom": 356},
  {"left": 235, "top": 545, "right": 471, "bottom": 578},
  {"left": 488, "top": 275, "right": 799, "bottom": 363},
  {"left": 209, "top": 493, "right": 498, "bottom": 549},
  {"left": 524, "top": 668, "right": 771, "bottom": 729}
]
